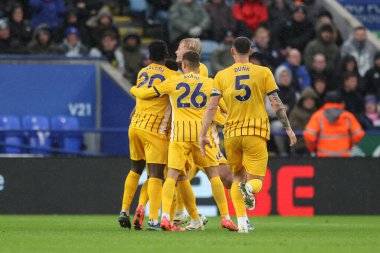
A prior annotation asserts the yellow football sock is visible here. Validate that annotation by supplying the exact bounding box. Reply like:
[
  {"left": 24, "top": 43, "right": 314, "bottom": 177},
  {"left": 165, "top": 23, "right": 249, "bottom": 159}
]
[
  {"left": 177, "top": 180, "right": 199, "bottom": 221},
  {"left": 121, "top": 170, "right": 141, "bottom": 211},
  {"left": 231, "top": 181, "right": 246, "bottom": 217},
  {"left": 148, "top": 177, "right": 163, "bottom": 220},
  {"left": 170, "top": 188, "right": 178, "bottom": 221},
  {"left": 176, "top": 185, "right": 185, "bottom": 212},
  {"left": 138, "top": 180, "right": 149, "bottom": 206},
  {"left": 161, "top": 177, "right": 176, "bottom": 217},
  {"left": 246, "top": 179, "right": 263, "bottom": 194},
  {"left": 210, "top": 177, "right": 229, "bottom": 217}
]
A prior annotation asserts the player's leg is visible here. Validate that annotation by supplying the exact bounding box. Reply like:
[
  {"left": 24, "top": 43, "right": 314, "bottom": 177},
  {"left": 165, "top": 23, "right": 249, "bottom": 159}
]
[
  {"left": 239, "top": 136, "right": 268, "bottom": 211},
  {"left": 119, "top": 159, "right": 146, "bottom": 229},
  {"left": 160, "top": 168, "right": 181, "bottom": 231},
  {"left": 218, "top": 163, "right": 233, "bottom": 190},
  {"left": 146, "top": 163, "right": 165, "bottom": 230},
  {"left": 132, "top": 179, "right": 149, "bottom": 230},
  {"left": 137, "top": 179, "right": 149, "bottom": 207}
]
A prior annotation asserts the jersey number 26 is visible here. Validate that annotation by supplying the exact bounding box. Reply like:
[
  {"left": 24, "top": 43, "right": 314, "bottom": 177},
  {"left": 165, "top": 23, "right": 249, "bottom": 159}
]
[{"left": 176, "top": 82, "right": 207, "bottom": 108}]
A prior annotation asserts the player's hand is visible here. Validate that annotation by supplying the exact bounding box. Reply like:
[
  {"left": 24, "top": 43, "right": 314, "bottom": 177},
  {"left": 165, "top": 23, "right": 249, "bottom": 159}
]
[
  {"left": 286, "top": 128, "right": 297, "bottom": 146},
  {"left": 199, "top": 135, "right": 212, "bottom": 157},
  {"left": 189, "top": 26, "right": 202, "bottom": 37}
]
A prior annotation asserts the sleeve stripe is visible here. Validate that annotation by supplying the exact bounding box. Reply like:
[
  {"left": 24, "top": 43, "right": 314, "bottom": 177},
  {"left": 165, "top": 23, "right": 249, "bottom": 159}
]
[
  {"left": 267, "top": 89, "right": 280, "bottom": 96},
  {"left": 153, "top": 86, "right": 161, "bottom": 96}
]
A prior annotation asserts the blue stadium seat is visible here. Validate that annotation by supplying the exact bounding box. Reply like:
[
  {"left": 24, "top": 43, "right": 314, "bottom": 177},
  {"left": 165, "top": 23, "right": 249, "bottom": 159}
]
[
  {"left": 22, "top": 115, "right": 51, "bottom": 154},
  {"left": 0, "top": 115, "right": 23, "bottom": 154},
  {"left": 51, "top": 116, "right": 82, "bottom": 154}
]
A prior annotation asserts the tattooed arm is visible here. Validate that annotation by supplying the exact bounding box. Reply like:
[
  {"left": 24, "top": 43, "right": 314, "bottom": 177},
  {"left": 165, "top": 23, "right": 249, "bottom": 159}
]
[{"left": 268, "top": 92, "right": 297, "bottom": 146}]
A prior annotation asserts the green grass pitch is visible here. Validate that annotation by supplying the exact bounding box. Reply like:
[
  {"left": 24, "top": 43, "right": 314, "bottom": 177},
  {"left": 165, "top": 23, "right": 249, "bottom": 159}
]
[{"left": 0, "top": 215, "right": 379, "bottom": 253}]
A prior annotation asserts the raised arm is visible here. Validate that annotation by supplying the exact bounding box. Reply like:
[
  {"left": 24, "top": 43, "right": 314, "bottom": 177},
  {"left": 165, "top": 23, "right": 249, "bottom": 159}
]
[
  {"left": 268, "top": 92, "right": 297, "bottom": 146},
  {"left": 130, "top": 86, "right": 160, "bottom": 100},
  {"left": 199, "top": 95, "right": 221, "bottom": 156}
]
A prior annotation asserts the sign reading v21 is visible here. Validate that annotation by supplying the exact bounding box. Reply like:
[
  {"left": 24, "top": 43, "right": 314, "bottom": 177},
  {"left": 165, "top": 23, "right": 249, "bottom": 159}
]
[{"left": 68, "top": 103, "right": 92, "bottom": 117}]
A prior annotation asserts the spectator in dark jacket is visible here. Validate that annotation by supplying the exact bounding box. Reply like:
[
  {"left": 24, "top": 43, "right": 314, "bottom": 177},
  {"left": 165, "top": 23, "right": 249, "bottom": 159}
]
[
  {"left": 338, "top": 55, "right": 364, "bottom": 90},
  {"left": 315, "top": 10, "right": 343, "bottom": 46},
  {"left": 89, "top": 10, "right": 120, "bottom": 47},
  {"left": 278, "top": 48, "right": 311, "bottom": 92},
  {"left": 340, "top": 72, "right": 364, "bottom": 116},
  {"left": 205, "top": 0, "right": 236, "bottom": 42},
  {"left": 278, "top": 5, "right": 314, "bottom": 52},
  {"left": 55, "top": 9, "right": 91, "bottom": 47},
  {"left": 304, "top": 24, "right": 340, "bottom": 73},
  {"left": 9, "top": 4, "right": 32, "bottom": 47},
  {"left": 57, "top": 26, "right": 88, "bottom": 57},
  {"left": 312, "top": 76, "right": 327, "bottom": 107},
  {"left": 251, "top": 26, "right": 284, "bottom": 71},
  {"left": 267, "top": 0, "right": 292, "bottom": 48},
  {"left": 27, "top": 24, "right": 58, "bottom": 54},
  {"left": 0, "top": 19, "right": 27, "bottom": 54},
  {"left": 359, "top": 95, "right": 380, "bottom": 130},
  {"left": 29, "top": 0, "right": 66, "bottom": 30},
  {"left": 211, "top": 30, "right": 234, "bottom": 74},
  {"left": 233, "top": 0, "right": 268, "bottom": 33},
  {"left": 308, "top": 53, "right": 337, "bottom": 91},
  {"left": 341, "top": 26, "right": 375, "bottom": 77},
  {"left": 289, "top": 87, "right": 319, "bottom": 155},
  {"left": 122, "top": 34, "right": 145, "bottom": 84},
  {"left": 364, "top": 52, "right": 380, "bottom": 100}
]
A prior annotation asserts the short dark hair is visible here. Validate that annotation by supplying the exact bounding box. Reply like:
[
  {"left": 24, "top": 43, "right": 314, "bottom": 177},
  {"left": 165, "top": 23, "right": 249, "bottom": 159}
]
[
  {"left": 233, "top": 37, "right": 251, "bottom": 55},
  {"left": 354, "top": 26, "right": 366, "bottom": 32},
  {"left": 148, "top": 40, "right": 168, "bottom": 62},
  {"left": 324, "top": 91, "right": 343, "bottom": 104},
  {"left": 343, "top": 72, "right": 357, "bottom": 82},
  {"left": 165, "top": 59, "right": 178, "bottom": 71},
  {"left": 182, "top": 51, "right": 200, "bottom": 70},
  {"left": 102, "top": 30, "right": 117, "bottom": 40}
]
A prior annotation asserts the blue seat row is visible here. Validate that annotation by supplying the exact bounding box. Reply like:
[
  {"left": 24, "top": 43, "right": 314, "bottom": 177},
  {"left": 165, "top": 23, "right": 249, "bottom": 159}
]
[{"left": 0, "top": 115, "right": 82, "bottom": 155}]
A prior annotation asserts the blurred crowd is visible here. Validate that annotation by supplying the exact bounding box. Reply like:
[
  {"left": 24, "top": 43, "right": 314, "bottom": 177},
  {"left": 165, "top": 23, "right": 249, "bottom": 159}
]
[{"left": 0, "top": 0, "right": 380, "bottom": 156}]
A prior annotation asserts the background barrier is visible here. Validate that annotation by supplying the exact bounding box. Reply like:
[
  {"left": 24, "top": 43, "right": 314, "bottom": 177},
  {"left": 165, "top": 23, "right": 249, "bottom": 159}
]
[{"left": 0, "top": 157, "right": 379, "bottom": 215}]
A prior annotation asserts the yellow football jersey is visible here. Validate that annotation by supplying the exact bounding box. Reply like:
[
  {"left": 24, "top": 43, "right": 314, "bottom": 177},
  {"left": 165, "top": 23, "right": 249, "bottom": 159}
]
[
  {"left": 212, "top": 63, "right": 279, "bottom": 140},
  {"left": 199, "top": 62, "right": 209, "bottom": 77},
  {"left": 131, "top": 72, "right": 214, "bottom": 142},
  {"left": 130, "top": 63, "right": 179, "bottom": 136}
]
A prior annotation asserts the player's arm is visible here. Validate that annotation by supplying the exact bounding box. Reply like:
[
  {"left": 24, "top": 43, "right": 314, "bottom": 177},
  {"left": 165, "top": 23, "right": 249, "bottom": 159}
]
[
  {"left": 268, "top": 92, "right": 297, "bottom": 146},
  {"left": 200, "top": 91, "right": 221, "bottom": 156},
  {"left": 212, "top": 106, "right": 227, "bottom": 126},
  {"left": 130, "top": 86, "right": 160, "bottom": 99}
]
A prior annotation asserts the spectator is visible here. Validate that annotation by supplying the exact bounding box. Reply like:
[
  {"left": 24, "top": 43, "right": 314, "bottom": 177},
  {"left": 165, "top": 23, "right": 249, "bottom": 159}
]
[
  {"left": 72, "top": 0, "right": 91, "bottom": 26},
  {"left": 29, "top": 0, "right": 66, "bottom": 31},
  {"left": 267, "top": 0, "right": 292, "bottom": 48},
  {"left": 340, "top": 72, "right": 364, "bottom": 116},
  {"left": 304, "top": 91, "right": 365, "bottom": 157},
  {"left": 211, "top": 30, "right": 234, "bottom": 74},
  {"left": 289, "top": 87, "right": 319, "bottom": 155},
  {"left": 0, "top": 19, "right": 27, "bottom": 54},
  {"left": 359, "top": 95, "right": 380, "bottom": 130},
  {"left": 251, "top": 26, "right": 283, "bottom": 71},
  {"left": 364, "top": 52, "right": 380, "bottom": 100},
  {"left": 168, "top": 0, "right": 210, "bottom": 44},
  {"left": 341, "top": 26, "right": 376, "bottom": 77},
  {"left": 308, "top": 53, "right": 337, "bottom": 91},
  {"left": 89, "top": 10, "right": 119, "bottom": 48},
  {"left": 89, "top": 30, "right": 125, "bottom": 74},
  {"left": 338, "top": 55, "right": 364, "bottom": 89},
  {"left": 302, "top": 0, "right": 326, "bottom": 25},
  {"left": 312, "top": 76, "right": 327, "bottom": 107},
  {"left": 55, "top": 10, "right": 91, "bottom": 47},
  {"left": 271, "top": 65, "right": 297, "bottom": 156},
  {"left": 27, "top": 24, "right": 57, "bottom": 54},
  {"left": 57, "top": 26, "right": 88, "bottom": 57},
  {"left": 122, "top": 34, "right": 145, "bottom": 84},
  {"left": 278, "top": 5, "right": 314, "bottom": 52},
  {"left": 205, "top": 0, "right": 236, "bottom": 42},
  {"left": 9, "top": 4, "right": 32, "bottom": 47},
  {"left": 232, "top": 0, "right": 268, "bottom": 35},
  {"left": 250, "top": 51, "right": 264, "bottom": 66},
  {"left": 315, "top": 10, "right": 343, "bottom": 46},
  {"left": 304, "top": 24, "right": 340, "bottom": 73},
  {"left": 146, "top": 0, "right": 171, "bottom": 41},
  {"left": 279, "top": 48, "right": 311, "bottom": 92}
]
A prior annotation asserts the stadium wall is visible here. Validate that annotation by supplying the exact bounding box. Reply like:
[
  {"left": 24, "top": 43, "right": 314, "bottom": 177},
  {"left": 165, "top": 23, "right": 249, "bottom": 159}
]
[{"left": 0, "top": 158, "right": 379, "bottom": 216}]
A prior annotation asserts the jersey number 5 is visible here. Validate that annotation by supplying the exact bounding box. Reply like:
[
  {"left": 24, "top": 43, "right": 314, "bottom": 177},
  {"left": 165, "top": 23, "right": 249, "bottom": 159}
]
[
  {"left": 235, "top": 75, "right": 251, "bottom": 101},
  {"left": 137, "top": 72, "right": 165, "bottom": 88},
  {"left": 176, "top": 82, "right": 207, "bottom": 108}
]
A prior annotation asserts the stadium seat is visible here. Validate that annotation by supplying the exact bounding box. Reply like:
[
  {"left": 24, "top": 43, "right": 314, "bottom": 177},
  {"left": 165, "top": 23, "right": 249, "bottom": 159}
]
[
  {"left": 0, "top": 115, "right": 23, "bottom": 154},
  {"left": 51, "top": 116, "right": 82, "bottom": 154},
  {"left": 22, "top": 115, "right": 51, "bottom": 155}
]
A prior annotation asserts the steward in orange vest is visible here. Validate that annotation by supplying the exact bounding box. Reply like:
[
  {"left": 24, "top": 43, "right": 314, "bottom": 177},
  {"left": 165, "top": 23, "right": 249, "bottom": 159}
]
[{"left": 303, "top": 91, "right": 365, "bottom": 157}]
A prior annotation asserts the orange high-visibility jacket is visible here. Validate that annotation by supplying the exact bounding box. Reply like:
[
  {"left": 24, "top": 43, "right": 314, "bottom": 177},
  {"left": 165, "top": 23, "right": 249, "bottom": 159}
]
[{"left": 303, "top": 103, "right": 365, "bottom": 157}]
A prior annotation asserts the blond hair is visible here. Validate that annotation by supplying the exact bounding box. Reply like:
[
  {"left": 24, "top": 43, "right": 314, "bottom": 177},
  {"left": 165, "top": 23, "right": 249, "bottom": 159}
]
[{"left": 180, "top": 38, "right": 202, "bottom": 55}]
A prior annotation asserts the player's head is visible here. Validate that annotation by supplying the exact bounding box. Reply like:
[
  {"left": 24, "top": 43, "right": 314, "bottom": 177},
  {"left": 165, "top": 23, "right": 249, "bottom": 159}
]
[
  {"left": 181, "top": 51, "right": 200, "bottom": 73},
  {"left": 165, "top": 58, "right": 179, "bottom": 71},
  {"left": 176, "top": 38, "right": 202, "bottom": 62},
  {"left": 148, "top": 40, "right": 168, "bottom": 63},
  {"left": 231, "top": 37, "right": 252, "bottom": 59}
]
